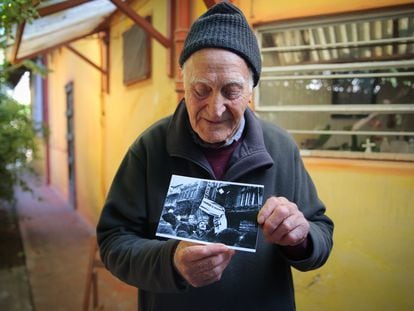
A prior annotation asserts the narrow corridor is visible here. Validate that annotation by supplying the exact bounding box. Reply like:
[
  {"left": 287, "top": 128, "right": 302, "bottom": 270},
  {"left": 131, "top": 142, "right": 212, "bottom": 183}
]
[{"left": 0, "top": 177, "right": 137, "bottom": 310}]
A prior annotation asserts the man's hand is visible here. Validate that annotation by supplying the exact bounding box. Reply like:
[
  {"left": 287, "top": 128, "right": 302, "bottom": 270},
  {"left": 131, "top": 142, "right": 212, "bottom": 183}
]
[
  {"left": 257, "top": 196, "right": 310, "bottom": 246},
  {"left": 173, "top": 241, "right": 235, "bottom": 288}
]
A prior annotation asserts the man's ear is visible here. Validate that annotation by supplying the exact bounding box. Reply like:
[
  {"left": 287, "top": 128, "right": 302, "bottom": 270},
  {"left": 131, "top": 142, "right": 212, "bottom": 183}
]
[
  {"left": 180, "top": 65, "right": 186, "bottom": 89},
  {"left": 248, "top": 94, "right": 254, "bottom": 109}
]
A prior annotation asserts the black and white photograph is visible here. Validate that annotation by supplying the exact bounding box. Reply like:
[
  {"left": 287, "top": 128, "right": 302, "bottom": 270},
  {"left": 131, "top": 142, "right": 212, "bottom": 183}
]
[{"left": 156, "top": 175, "right": 264, "bottom": 252}]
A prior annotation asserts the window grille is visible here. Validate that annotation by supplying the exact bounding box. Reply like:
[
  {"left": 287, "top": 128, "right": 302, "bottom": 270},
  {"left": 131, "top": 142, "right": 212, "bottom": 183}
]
[{"left": 255, "top": 7, "right": 414, "bottom": 159}]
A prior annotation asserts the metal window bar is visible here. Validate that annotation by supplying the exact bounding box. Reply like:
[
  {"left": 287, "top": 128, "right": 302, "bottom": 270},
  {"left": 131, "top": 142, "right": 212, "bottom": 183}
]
[
  {"left": 261, "top": 36, "right": 414, "bottom": 53},
  {"left": 261, "top": 71, "right": 414, "bottom": 80},
  {"left": 262, "top": 59, "right": 414, "bottom": 73},
  {"left": 255, "top": 104, "right": 414, "bottom": 113},
  {"left": 286, "top": 129, "right": 414, "bottom": 136}
]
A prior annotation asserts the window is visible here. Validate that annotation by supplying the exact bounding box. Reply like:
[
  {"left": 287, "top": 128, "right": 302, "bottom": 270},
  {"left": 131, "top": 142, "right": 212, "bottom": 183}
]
[
  {"left": 255, "top": 7, "right": 414, "bottom": 160},
  {"left": 122, "top": 18, "right": 151, "bottom": 85}
]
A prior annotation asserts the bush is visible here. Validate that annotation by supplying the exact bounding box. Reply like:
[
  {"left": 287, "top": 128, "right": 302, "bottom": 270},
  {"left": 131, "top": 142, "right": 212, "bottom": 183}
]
[{"left": 0, "top": 93, "right": 37, "bottom": 203}]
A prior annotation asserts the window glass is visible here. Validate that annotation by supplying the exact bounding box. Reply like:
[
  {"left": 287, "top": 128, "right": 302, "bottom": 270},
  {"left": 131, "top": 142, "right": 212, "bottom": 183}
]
[{"left": 122, "top": 19, "right": 151, "bottom": 85}]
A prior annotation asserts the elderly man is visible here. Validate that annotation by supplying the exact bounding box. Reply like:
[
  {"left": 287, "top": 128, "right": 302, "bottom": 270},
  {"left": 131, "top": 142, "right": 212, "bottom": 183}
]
[{"left": 97, "top": 2, "right": 333, "bottom": 310}]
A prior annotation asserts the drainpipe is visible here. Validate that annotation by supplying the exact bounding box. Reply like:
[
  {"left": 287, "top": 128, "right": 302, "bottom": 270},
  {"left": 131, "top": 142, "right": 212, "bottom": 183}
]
[{"left": 174, "top": 0, "right": 191, "bottom": 101}]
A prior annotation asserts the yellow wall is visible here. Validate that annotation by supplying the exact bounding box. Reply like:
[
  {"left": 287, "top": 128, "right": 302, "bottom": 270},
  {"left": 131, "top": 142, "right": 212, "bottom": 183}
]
[
  {"left": 46, "top": 0, "right": 177, "bottom": 223},
  {"left": 299, "top": 159, "right": 414, "bottom": 310},
  {"left": 47, "top": 36, "right": 104, "bottom": 222},
  {"left": 103, "top": 0, "right": 176, "bottom": 191}
]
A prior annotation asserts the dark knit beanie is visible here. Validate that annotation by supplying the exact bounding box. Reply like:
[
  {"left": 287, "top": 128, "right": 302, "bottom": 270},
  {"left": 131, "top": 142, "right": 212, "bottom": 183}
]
[{"left": 179, "top": 2, "right": 261, "bottom": 87}]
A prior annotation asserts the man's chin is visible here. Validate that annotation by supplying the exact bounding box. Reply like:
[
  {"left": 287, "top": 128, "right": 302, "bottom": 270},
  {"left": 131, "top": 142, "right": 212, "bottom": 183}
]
[{"left": 199, "top": 136, "right": 230, "bottom": 148}]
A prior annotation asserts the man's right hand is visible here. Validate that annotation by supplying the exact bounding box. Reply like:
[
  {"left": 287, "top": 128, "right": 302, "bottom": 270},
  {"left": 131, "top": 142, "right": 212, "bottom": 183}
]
[{"left": 173, "top": 241, "right": 235, "bottom": 287}]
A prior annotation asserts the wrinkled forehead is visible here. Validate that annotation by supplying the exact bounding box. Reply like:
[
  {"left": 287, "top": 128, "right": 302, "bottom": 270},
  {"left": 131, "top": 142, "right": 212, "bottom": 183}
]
[
  {"left": 182, "top": 48, "right": 251, "bottom": 85},
  {"left": 183, "top": 48, "right": 249, "bottom": 70}
]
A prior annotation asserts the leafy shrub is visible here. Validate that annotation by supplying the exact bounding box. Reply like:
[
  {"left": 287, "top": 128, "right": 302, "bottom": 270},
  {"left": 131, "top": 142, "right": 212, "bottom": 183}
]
[{"left": 0, "top": 93, "right": 37, "bottom": 202}]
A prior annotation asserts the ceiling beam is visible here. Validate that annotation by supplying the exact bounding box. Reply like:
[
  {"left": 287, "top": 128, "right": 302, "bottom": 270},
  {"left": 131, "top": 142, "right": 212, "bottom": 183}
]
[
  {"left": 65, "top": 44, "right": 107, "bottom": 74},
  {"left": 109, "top": 0, "right": 171, "bottom": 48},
  {"left": 37, "top": 0, "right": 90, "bottom": 17},
  {"left": 99, "top": 30, "right": 110, "bottom": 94},
  {"left": 11, "top": 22, "right": 25, "bottom": 64},
  {"left": 93, "top": 0, "right": 135, "bottom": 32}
]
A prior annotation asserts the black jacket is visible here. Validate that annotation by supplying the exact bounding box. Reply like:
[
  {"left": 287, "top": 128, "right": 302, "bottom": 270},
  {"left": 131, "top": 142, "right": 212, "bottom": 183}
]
[{"left": 97, "top": 101, "right": 334, "bottom": 310}]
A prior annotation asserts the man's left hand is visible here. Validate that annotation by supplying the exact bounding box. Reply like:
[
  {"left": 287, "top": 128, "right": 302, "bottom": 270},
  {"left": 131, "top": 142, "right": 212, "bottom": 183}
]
[{"left": 257, "top": 196, "right": 310, "bottom": 246}]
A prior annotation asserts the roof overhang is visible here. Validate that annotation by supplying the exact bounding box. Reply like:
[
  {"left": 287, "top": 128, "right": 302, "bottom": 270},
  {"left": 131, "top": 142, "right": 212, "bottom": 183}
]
[
  {"left": 6, "top": 0, "right": 174, "bottom": 63},
  {"left": 6, "top": 0, "right": 117, "bottom": 62},
  {"left": 5, "top": 0, "right": 187, "bottom": 95}
]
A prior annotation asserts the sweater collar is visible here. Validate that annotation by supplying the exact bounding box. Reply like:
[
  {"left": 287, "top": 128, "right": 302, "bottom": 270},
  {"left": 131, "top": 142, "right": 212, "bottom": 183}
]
[{"left": 189, "top": 116, "right": 245, "bottom": 149}]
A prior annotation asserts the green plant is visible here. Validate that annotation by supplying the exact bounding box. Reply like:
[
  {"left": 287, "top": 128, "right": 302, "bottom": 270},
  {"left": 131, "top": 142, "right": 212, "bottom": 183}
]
[
  {"left": 0, "top": 0, "right": 42, "bottom": 202},
  {"left": 1, "top": 0, "right": 41, "bottom": 83},
  {"left": 0, "top": 93, "right": 37, "bottom": 202},
  {"left": 0, "top": 0, "right": 38, "bottom": 47}
]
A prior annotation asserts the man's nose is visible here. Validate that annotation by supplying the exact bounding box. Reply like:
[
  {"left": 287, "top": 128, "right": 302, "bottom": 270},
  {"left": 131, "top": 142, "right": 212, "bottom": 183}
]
[{"left": 207, "top": 93, "right": 226, "bottom": 118}]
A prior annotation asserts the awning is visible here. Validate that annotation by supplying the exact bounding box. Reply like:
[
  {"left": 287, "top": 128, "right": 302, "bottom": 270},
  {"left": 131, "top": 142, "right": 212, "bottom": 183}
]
[
  {"left": 6, "top": 0, "right": 117, "bottom": 62},
  {"left": 5, "top": 0, "right": 198, "bottom": 96}
]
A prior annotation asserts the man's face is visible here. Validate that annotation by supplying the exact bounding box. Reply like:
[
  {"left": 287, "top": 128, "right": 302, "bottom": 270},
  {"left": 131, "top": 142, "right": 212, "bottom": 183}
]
[{"left": 183, "top": 49, "right": 253, "bottom": 145}]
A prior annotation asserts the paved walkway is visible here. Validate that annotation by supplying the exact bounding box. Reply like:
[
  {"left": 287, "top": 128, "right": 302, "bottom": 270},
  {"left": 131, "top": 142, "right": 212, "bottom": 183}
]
[{"left": 1, "top": 177, "right": 137, "bottom": 311}]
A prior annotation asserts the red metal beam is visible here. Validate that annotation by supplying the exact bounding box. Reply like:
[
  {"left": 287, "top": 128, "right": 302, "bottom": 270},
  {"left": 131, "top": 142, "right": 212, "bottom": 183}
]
[
  {"left": 174, "top": 0, "right": 191, "bottom": 100},
  {"left": 94, "top": 0, "right": 135, "bottom": 32},
  {"left": 11, "top": 22, "right": 25, "bottom": 64},
  {"left": 166, "top": 0, "right": 175, "bottom": 77},
  {"left": 99, "top": 30, "right": 110, "bottom": 94},
  {"left": 65, "top": 44, "right": 107, "bottom": 74},
  {"left": 37, "top": 0, "right": 90, "bottom": 17},
  {"left": 109, "top": 0, "right": 171, "bottom": 48}
]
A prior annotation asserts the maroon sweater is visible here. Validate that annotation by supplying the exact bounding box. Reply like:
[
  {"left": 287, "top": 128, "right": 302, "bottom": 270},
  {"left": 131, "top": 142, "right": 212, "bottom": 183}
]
[{"left": 202, "top": 140, "right": 241, "bottom": 180}]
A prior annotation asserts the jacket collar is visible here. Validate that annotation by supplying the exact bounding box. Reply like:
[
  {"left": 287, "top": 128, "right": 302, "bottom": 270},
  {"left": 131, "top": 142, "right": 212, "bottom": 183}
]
[{"left": 166, "top": 100, "right": 274, "bottom": 180}]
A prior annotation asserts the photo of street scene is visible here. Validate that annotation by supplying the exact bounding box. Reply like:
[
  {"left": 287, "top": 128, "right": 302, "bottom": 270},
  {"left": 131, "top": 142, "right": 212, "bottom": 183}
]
[{"left": 156, "top": 175, "right": 264, "bottom": 252}]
